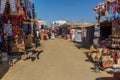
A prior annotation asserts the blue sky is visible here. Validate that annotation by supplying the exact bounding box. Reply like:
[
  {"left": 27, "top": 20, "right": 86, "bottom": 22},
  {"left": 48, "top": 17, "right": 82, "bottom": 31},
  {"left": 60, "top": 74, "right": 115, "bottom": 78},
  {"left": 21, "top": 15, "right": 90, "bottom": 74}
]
[{"left": 32, "top": 0, "right": 104, "bottom": 26}]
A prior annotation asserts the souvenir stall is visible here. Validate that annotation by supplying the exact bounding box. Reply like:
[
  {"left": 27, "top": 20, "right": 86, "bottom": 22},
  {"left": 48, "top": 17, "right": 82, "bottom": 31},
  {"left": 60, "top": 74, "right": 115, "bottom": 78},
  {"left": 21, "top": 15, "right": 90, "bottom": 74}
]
[
  {"left": 101, "top": 19, "right": 120, "bottom": 73},
  {"left": 57, "top": 23, "right": 70, "bottom": 39},
  {"left": 72, "top": 24, "right": 95, "bottom": 49},
  {"left": 91, "top": 0, "right": 120, "bottom": 76},
  {"left": 0, "top": 0, "right": 36, "bottom": 66},
  {"left": 100, "top": 0, "right": 120, "bottom": 72},
  {"left": 81, "top": 24, "right": 95, "bottom": 49},
  {"left": 0, "top": 0, "right": 26, "bottom": 53}
]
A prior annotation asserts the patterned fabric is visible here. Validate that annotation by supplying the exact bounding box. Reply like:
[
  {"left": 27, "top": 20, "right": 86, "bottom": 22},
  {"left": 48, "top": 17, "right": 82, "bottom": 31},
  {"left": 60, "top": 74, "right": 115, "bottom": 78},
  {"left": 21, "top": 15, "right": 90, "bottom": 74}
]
[
  {"left": 9, "top": 0, "right": 17, "bottom": 12},
  {"left": 0, "top": 0, "right": 7, "bottom": 14}
]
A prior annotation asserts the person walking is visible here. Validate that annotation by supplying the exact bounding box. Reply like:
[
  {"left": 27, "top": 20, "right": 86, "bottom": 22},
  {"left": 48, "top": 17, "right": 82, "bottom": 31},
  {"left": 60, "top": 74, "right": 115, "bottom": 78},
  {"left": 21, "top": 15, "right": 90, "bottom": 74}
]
[
  {"left": 35, "top": 30, "right": 41, "bottom": 48},
  {"left": 47, "top": 30, "right": 51, "bottom": 40}
]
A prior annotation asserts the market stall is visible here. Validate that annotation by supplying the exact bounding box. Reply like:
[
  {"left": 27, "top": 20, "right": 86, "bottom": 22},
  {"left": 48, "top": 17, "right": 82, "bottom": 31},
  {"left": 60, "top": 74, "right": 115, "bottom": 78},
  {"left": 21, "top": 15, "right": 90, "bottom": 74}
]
[
  {"left": 90, "top": 0, "right": 120, "bottom": 75},
  {"left": 0, "top": 0, "right": 36, "bottom": 65}
]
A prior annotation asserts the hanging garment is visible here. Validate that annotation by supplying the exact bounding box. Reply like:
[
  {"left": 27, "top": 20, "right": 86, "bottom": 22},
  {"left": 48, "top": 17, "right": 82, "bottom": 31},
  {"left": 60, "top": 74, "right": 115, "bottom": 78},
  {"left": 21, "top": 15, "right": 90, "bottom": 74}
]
[
  {"left": 9, "top": 0, "right": 17, "bottom": 12},
  {"left": 0, "top": 0, "right": 7, "bottom": 14},
  {"left": 111, "top": 2, "right": 116, "bottom": 19},
  {"left": 28, "top": 24, "right": 32, "bottom": 34},
  {"left": 108, "top": 4, "right": 112, "bottom": 22},
  {"left": 114, "top": 0, "right": 119, "bottom": 19},
  {"left": 29, "top": 2, "right": 33, "bottom": 19}
]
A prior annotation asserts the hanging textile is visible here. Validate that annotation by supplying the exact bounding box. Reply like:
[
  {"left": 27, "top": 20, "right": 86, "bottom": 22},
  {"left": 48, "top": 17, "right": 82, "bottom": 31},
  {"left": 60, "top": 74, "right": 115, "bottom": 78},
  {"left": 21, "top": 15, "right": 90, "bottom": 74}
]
[
  {"left": 9, "top": 0, "right": 17, "bottom": 12},
  {"left": 111, "top": 1, "right": 116, "bottom": 19},
  {"left": 108, "top": 4, "right": 112, "bottom": 22},
  {"left": 0, "top": 0, "right": 7, "bottom": 14},
  {"left": 23, "top": 25, "right": 27, "bottom": 33},
  {"left": 114, "top": 0, "right": 119, "bottom": 19},
  {"left": 24, "top": 0, "right": 33, "bottom": 19}
]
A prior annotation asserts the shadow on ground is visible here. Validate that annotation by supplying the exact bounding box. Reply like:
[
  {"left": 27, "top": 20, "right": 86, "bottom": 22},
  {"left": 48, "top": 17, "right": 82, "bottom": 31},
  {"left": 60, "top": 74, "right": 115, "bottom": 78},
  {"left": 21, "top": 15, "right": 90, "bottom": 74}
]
[
  {"left": 96, "top": 77, "right": 116, "bottom": 80},
  {"left": 0, "top": 65, "right": 9, "bottom": 80},
  {"left": 24, "top": 50, "right": 44, "bottom": 61}
]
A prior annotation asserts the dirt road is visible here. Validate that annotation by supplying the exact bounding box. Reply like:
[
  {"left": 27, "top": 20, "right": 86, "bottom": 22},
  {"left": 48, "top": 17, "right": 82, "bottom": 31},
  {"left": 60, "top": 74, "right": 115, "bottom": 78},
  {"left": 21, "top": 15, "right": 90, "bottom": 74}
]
[{"left": 2, "top": 38, "right": 112, "bottom": 80}]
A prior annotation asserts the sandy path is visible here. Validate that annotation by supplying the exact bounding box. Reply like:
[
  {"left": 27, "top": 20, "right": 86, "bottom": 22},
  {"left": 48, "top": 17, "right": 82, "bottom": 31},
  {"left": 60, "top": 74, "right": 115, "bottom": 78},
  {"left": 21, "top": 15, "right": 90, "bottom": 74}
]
[{"left": 2, "top": 38, "right": 112, "bottom": 80}]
